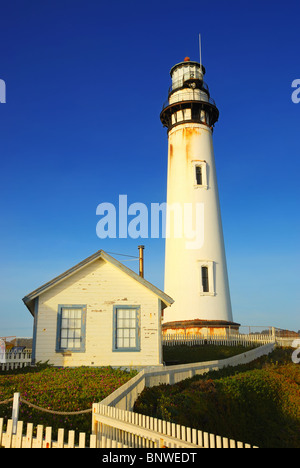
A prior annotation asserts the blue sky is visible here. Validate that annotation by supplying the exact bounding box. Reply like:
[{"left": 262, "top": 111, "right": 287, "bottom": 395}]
[{"left": 0, "top": 0, "right": 299, "bottom": 336}]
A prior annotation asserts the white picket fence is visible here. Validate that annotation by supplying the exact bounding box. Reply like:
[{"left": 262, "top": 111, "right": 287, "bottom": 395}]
[
  {"left": 0, "top": 417, "right": 96, "bottom": 448},
  {"left": 0, "top": 349, "right": 32, "bottom": 371},
  {"left": 163, "top": 333, "right": 274, "bottom": 347},
  {"left": 91, "top": 403, "right": 257, "bottom": 448},
  {"left": 0, "top": 410, "right": 255, "bottom": 449}
]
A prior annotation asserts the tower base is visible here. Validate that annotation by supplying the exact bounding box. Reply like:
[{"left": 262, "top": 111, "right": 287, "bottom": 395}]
[{"left": 162, "top": 319, "right": 240, "bottom": 338}]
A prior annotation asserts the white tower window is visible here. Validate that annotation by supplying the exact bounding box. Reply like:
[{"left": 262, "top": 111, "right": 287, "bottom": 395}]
[
  {"left": 196, "top": 165, "right": 202, "bottom": 185},
  {"left": 192, "top": 161, "right": 208, "bottom": 188},
  {"left": 202, "top": 266, "right": 209, "bottom": 292},
  {"left": 198, "top": 260, "right": 215, "bottom": 295}
]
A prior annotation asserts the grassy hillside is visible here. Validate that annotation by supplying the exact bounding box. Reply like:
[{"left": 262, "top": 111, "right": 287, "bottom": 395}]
[
  {"left": 134, "top": 347, "right": 300, "bottom": 448},
  {"left": 0, "top": 365, "right": 136, "bottom": 439},
  {"left": 163, "top": 343, "right": 256, "bottom": 365}
]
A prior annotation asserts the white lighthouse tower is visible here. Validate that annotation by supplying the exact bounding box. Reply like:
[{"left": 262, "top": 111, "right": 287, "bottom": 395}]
[{"left": 160, "top": 57, "right": 237, "bottom": 336}]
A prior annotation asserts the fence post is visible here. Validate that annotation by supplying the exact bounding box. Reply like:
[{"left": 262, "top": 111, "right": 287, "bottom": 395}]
[
  {"left": 12, "top": 392, "right": 20, "bottom": 434},
  {"left": 272, "top": 327, "right": 276, "bottom": 342},
  {"left": 92, "top": 402, "right": 100, "bottom": 446}
]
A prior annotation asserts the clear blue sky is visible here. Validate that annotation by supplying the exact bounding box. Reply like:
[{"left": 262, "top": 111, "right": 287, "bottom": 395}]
[{"left": 0, "top": 0, "right": 299, "bottom": 336}]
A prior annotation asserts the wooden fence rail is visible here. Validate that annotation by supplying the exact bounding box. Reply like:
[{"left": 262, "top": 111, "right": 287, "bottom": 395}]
[{"left": 91, "top": 403, "right": 257, "bottom": 448}]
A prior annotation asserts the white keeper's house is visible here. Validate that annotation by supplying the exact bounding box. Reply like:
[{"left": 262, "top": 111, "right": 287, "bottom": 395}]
[{"left": 22, "top": 250, "right": 173, "bottom": 369}]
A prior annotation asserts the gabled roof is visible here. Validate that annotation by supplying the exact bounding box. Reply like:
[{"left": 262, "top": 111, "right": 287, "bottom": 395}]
[{"left": 22, "top": 250, "right": 174, "bottom": 315}]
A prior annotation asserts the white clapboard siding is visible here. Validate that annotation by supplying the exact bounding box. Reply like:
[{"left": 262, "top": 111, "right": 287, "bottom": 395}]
[{"left": 35, "top": 259, "right": 163, "bottom": 368}]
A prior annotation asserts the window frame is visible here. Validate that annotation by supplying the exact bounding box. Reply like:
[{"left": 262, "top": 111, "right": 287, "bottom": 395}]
[
  {"left": 112, "top": 305, "right": 141, "bottom": 353},
  {"left": 198, "top": 261, "right": 215, "bottom": 296},
  {"left": 192, "top": 160, "right": 208, "bottom": 189},
  {"left": 56, "top": 304, "right": 86, "bottom": 353}
]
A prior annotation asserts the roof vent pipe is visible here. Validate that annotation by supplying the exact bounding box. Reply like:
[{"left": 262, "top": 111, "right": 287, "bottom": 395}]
[{"left": 138, "top": 245, "right": 145, "bottom": 278}]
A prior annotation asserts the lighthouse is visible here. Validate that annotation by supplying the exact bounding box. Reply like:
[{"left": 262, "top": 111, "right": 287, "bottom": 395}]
[{"left": 160, "top": 57, "right": 238, "bottom": 336}]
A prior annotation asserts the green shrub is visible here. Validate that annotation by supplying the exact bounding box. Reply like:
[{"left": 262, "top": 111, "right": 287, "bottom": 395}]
[
  {"left": 0, "top": 365, "right": 136, "bottom": 440},
  {"left": 134, "top": 348, "right": 300, "bottom": 448}
]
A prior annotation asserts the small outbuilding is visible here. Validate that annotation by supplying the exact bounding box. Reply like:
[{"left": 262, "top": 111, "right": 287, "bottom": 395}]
[{"left": 23, "top": 250, "right": 173, "bottom": 369}]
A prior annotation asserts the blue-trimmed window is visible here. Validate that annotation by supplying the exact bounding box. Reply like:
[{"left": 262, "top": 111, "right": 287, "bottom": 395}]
[
  {"left": 113, "top": 305, "right": 140, "bottom": 352},
  {"left": 56, "top": 305, "right": 86, "bottom": 352}
]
